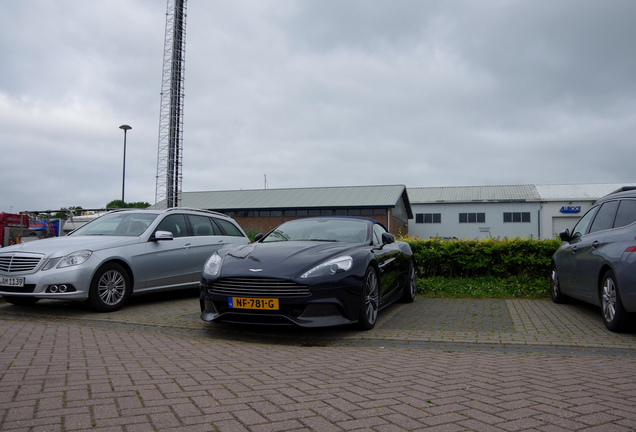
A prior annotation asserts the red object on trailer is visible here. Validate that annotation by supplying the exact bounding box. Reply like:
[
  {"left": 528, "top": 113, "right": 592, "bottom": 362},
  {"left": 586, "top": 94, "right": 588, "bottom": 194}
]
[{"left": 0, "top": 213, "right": 31, "bottom": 247}]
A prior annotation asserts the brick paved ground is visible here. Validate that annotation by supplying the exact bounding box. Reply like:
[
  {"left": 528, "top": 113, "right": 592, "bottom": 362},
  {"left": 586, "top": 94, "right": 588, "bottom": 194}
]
[{"left": 1, "top": 294, "right": 635, "bottom": 431}]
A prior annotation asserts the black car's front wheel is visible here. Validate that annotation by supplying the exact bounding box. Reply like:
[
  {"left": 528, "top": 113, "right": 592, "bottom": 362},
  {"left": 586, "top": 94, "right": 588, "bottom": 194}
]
[
  {"left": 87, "top": 263, "right": 131, "bottom": 312},
  {"left": 601, "top": 270, "right": 629, "bottom": 332},
  {"left": 357, "top": 267, "right": 379, "bottom": 330}
]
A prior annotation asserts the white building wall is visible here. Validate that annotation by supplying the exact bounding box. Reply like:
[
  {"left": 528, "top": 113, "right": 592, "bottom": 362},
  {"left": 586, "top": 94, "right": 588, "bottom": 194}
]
[{"left": 409, "top": 202, "right": 541, "bottom": 239}]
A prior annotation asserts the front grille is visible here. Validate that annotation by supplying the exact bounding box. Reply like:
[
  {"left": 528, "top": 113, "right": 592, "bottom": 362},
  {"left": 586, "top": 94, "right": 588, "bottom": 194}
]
[
  {"left": 209, "top": 278, "right": 310, "bottom": 297},
  {"left": 0, "top": 254, "right": 43, "bottom": 273}
]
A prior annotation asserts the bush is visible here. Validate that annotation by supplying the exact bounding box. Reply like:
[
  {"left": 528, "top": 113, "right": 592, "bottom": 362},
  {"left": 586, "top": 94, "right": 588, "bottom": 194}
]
[
  {"left": 400, "top": 236, "right": 562, "bottom": 299},
  {"left": 402, "top": 236, "right": 561, "bottom": 279}
]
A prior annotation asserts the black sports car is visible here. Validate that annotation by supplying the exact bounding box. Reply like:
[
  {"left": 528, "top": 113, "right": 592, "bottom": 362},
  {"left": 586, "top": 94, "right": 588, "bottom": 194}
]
[{"left": 200, "top": 216, "right": 416, "bottom": 329}]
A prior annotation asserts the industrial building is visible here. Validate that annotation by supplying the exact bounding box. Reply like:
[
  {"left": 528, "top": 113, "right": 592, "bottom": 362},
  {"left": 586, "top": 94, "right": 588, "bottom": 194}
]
[
  {"left": 160, "top": 185, "right": 412, "bottom": 236},
  {"left": 408, "top": 183, "right": 636, "bottom": 239},
  {"left": 153, "top": 183, "right": 636, "bottom": 239}
]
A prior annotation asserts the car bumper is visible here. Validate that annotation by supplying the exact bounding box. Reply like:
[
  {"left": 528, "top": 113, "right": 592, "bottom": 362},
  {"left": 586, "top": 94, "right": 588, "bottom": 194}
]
[
  {"left": 0, "top": 265, "right": 95, "bottom": 301},
  {"left": 199, "top": 281, "right": 363, "bottom": 328}
]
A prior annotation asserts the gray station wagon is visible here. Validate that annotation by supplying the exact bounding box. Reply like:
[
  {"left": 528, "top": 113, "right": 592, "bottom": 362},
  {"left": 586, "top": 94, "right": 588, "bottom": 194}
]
[
  {"left": 551, "top": 188, "right": 636, "bottom": 332},
  {"left": 0, "top": 208, "right": 249, "bottom": 312}
]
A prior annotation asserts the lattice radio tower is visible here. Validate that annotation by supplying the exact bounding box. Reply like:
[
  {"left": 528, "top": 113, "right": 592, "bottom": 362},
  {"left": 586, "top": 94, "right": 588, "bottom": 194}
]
[{"left": 155, "top": 0, "right": 187, "bottom": 208}]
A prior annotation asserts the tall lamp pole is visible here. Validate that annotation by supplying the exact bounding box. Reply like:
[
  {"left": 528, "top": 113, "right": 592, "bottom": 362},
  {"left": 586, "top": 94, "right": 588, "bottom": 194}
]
[{"left": 119, "top": 125, "right": 132, "bottom": 206}]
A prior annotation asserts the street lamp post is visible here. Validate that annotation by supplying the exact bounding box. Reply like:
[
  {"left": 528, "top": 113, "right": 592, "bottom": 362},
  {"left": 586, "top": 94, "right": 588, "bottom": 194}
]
[{"left": 119, "top": 125, "right": 132, "bottom": 206}]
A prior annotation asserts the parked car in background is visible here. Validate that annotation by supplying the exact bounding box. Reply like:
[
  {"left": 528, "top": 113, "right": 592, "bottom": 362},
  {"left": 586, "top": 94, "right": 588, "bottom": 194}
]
[
  {"left": 0, "top": 208, "right": 249, "bottom": 312},
  {"left": 200, "top": 216, "right": 416, "bottom": 330},
  {"left": 551, "top": 188, "right": 636, "bottom": 332}
]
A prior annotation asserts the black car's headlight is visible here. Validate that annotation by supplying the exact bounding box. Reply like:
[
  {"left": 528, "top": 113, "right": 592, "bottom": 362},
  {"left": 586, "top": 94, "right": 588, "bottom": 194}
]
[
  {"left": 301, "top": 255, "right": 353, "bottom": 279},
  {"left": 203, "top": 252, "right": 223, "bottom": 277}
]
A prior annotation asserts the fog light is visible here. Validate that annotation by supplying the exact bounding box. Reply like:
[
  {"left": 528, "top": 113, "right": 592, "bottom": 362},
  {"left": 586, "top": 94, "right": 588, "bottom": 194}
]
[{"left": 46, "top": 284, "right": 76, "bottom": 293}]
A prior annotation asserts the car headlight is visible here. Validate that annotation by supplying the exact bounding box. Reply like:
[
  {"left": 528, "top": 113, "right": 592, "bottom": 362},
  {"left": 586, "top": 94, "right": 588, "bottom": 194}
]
[
  {"left": 301, "top": 255, "right": 353, "bottom": 279},
  {"left": 57, "top": 250, "right": 92, "bottom": 268},
  {"left": 43, "top": 251, "right": 92, "bottom": 270},
  {"left": 203, "top": 253, "right": 223, "bottom": 277}
]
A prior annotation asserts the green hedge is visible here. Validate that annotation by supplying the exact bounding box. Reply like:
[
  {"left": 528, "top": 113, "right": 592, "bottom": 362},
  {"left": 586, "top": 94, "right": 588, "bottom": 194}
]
[
  {"left": 401, "top": 236, "right": 562, "bottom": 279},
  {"left": 399, "top": 236, "right": 562, "bottom": 299}
]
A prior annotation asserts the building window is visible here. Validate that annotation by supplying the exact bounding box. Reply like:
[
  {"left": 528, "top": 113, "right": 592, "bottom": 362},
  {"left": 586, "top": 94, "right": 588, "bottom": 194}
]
[
  {"left": 503, "top": 212, "right": 530, "bottom": 223},
  {"left": 415, "top": 213, "right": 441, "bottom": 224},
  {"left": 459, "top": 213, "right": 485, "bottom": 223}
]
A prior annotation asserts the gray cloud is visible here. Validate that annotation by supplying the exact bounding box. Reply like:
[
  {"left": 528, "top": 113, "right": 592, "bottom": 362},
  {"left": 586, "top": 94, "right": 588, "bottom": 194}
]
[{"left": 1, "top": 0, "right": 635, "bottom": 213}]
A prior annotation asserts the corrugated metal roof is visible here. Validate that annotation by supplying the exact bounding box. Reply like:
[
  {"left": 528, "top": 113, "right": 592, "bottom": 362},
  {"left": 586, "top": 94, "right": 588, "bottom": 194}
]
[
  {"left": 407, "top": 185, "right": 540, "bottom": 203},
  {"left": 159, "top": 185, "right": 408, "bottom": 210},
  {"left": 408, "top": 183, "right": 636, "bottom": 203},
  {"left": 534, "top": 183, "right": 636, "bottom": 201}
]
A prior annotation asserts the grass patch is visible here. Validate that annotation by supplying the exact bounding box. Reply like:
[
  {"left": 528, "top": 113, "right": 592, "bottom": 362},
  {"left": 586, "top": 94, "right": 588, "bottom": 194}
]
[{"left": 417, "top": 276, "right": 550, "bottom": 299}]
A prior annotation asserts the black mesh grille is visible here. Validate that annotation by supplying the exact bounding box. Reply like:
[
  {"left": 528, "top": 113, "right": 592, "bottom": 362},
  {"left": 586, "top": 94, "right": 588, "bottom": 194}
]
[{"left": 208, "top": 278, "right": 310, "bottom": 297}]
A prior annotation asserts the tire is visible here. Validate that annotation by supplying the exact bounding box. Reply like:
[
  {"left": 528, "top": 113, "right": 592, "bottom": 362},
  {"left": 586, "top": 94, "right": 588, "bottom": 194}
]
[
  {"left": 399, "top": 260, "right": 417, "bottom": 303},
  {"left": 550, "top": 265, "right": 567, "bottom": 304},
  {"left": 601, "top": 270, "right": 629, "bottom": 332},
  {"left": 87, "top": 263, "right": 131, "bottom": 312},
  {"left": 357, "top": 267, "right": 379, "bottom": 330},
  {"left": 2, "top": 296, "right": 40, "bottom": 306}
]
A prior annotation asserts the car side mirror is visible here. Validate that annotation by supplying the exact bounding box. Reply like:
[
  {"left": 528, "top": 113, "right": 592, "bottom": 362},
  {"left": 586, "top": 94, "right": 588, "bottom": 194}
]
[
  {"left": 254, "top": 233, "right": 264, "bottom": 242},
  {"left": 152, "top": 230, "right": 174, "bottom": 241},
  {"left": 382, "top": 232, "right": 395, "bottom": 245},
  {"left": 558, "top": 229, "right": 571, "bottom": 242}
]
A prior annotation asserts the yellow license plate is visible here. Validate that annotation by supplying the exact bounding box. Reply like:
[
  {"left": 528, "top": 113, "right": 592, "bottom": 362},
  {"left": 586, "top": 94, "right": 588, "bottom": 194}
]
[{"left": 229, "top": 297, "right": 279, "bottom": 310}]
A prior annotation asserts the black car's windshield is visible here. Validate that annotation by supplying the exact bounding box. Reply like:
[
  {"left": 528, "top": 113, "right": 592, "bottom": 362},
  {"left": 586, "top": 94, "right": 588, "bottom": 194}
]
[
  {"left": 69, "top": 212, "right": 159, "bottom": 237},
  {"left": 262, "top": 218, "right": 369, "bottom": 243}
]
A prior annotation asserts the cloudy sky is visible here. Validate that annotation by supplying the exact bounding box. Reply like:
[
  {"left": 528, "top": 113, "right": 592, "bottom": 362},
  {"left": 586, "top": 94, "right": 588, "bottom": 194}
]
[{"left": 2, "top": 0, "right": 635, "bottom": 212}]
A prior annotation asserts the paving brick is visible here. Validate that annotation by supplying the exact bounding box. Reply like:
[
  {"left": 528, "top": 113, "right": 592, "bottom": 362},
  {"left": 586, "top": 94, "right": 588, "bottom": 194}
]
[{"left": 2, "top": 298, "right": 636, "bottom": 432}]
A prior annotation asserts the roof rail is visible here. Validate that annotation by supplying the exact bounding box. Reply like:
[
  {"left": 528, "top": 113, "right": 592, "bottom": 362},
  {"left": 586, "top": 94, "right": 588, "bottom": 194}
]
[
  {"left": 162, "top": 207, "right": 228, "bottom": 218},
  {"left": 606, "top": 186, "right": 636, "bottom": 196}
]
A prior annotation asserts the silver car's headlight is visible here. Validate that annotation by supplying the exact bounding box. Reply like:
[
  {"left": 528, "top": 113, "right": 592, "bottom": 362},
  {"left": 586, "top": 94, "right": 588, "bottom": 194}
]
[
  {"left": 42, "top": 250, "right": 92, "bottom": 271},
  {"left": 57, "top": 250, "right": 92, "bottom": 268},
  {"left": 203, "top": 253, "right": 223, "bottom": 277},
  {"left": 301, "top": 255, "right": 353, "bottom": 279}
]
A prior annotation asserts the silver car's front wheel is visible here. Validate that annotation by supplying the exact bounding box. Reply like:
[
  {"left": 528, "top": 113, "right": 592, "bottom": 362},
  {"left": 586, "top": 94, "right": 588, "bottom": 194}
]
[{"left": 87, "top": 263, "right": 131, "bottom": 312}]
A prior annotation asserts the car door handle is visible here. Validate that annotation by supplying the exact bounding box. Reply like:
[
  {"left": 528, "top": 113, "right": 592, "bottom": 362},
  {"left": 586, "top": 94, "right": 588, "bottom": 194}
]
[
  {"left": 592, "top": 241, "right": 600, "bottom": 249},
  {"left": 570, "top": 246, "right": 577, "bottom": 254},
  {"left": 184, "top": 243, "right": 192, "bottom": 249}
]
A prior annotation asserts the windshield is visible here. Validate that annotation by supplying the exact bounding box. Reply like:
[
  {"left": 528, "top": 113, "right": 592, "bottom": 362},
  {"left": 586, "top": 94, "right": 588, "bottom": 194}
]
[
  {"left": 68, "top": 212, "right": 159, "bottom": 237},
  {"left": 262, "top": 218, "right": 369, "bottom": 243}
]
